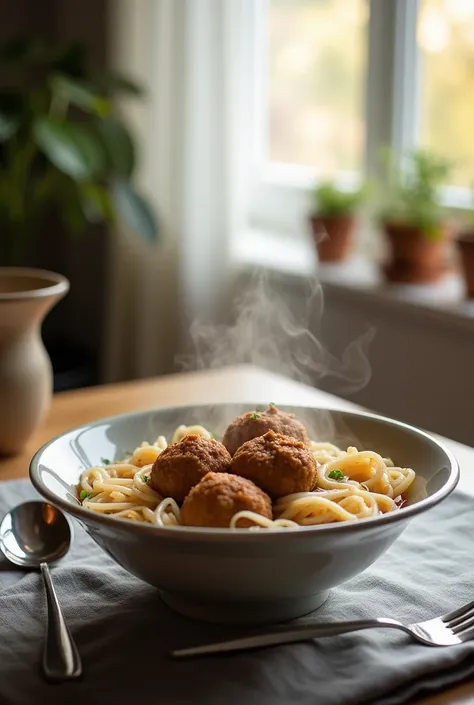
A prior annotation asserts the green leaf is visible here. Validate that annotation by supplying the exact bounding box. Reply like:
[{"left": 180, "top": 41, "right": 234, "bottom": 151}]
[
  {"left": 0, "top": 90, "right": 23, "bottom": 142},
  {"left": 378, "top": 147, "right": 451, "bottom": 236},
  {"left": 80, "top": 182, "right": 114, "bottom": 223},
  {"left": 93, "top": 70, "right": 144, "bottom": 96},
  {"left": 313, "top": 180, "right": 369, "bottom": 217},
  {"left": 112, "top": 180, "right": 157, "bottom": 242},
  {"left": 51, "top": 74, "right": 111, "bottom": 117},
  {"left": 33, "top": 118, "right": 105, "bottom": 180},
  {"left": 96, "top": 116, "right": 135, "bottom": 176}
]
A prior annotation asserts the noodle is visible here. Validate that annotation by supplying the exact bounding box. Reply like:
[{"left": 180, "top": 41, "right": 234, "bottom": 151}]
[{"left": 78, "top": 424, "right": 416, "bottom": 529}]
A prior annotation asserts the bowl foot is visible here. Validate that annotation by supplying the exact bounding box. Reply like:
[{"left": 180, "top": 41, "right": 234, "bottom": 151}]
[{"left": 160, "top": 590, "right": 330, "bottom": 625}]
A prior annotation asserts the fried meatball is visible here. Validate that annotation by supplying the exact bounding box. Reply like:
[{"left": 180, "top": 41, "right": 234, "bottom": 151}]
[
  {"left": 181, "top": 471, "right": 272, "bottom": 528},
  {"left": 231, "top": 430, "right": 317, "bottom": 499},
  {"left": 150, "top": 435, "right": 231, "bottom": 503},
  {"left": 222, "top": 405, "right": 308, "bottom": 455}
]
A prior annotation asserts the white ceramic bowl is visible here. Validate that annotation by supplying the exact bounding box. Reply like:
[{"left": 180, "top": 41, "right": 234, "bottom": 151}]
[{"left": 30, "top": 404, "right": 459, "bottom": 624}]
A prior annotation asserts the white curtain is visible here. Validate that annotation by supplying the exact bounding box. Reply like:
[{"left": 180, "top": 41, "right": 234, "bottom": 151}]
[{"left": 102, "top": 0, "right": 244, "bottom": 382}]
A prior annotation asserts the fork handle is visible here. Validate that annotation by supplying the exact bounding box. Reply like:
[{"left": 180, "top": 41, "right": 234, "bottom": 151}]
[{"left": 171, "top": 618, "right": 410, "bottom": 658}]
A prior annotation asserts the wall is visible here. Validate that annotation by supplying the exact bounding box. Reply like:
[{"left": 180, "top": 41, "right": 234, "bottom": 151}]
[
  {"left": 233, "top": 268, "right": 474, "bottom": 446},
  {"left": 321, "top": 284, "right": 474, "bottom": 446}
]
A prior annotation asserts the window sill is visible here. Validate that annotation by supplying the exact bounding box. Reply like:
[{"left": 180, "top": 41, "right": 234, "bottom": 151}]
[{"left": 233, "top": 229, "right": 474, "bottom": 332}]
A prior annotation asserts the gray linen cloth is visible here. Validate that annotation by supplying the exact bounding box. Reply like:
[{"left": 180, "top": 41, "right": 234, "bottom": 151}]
[{"left": 1, "top": 480, "right": 474, "bottom": 705}]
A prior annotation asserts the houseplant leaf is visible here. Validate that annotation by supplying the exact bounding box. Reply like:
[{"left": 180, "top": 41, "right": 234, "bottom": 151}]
[
  {"left": 33, "top": 118, "right": 105, "bottom": 180},
  {"left": 50, "top": 74, "right": 111, "bottom": 117},
  {"left": 96, "top": 116, "right": 135, "bottom": 176},
  {"left": 112, "top": 180, "right": 157, "bottom": 241},
  {"left": 80, "top": 182, "right": 115, "bottom": 223}
]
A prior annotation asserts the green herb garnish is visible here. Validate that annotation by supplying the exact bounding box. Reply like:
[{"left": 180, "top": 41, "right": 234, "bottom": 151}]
[
  {"left": 328, "top": 469, "right": 345, "bottom": 481},
  {"left": 80, "top": 490, "right": 91, "bottom": 501},
  {"left": 251, "top": 412, "right": 260, "bottom": 420},
  {"left": 143, "top": 475, "right": 149, "bottom": 484},
  {"left": 100, "top": 457, "right": 110, "bottom": 465}
]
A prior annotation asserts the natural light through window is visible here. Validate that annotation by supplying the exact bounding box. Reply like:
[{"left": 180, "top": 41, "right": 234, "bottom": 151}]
[
  {"left": 268, "top": 0, "right": 368, "bottom": 177},
  {"left": 418, "top": 0, "right": 474, "bottom": 188}
]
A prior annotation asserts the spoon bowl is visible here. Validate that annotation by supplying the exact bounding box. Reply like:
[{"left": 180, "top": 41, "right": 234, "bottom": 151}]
[
  {"left": 0, "top": 501, "right": 71, "bottom": 568},
  {"left": 0, "top": 500, "right": 81, "bottom": 682}
]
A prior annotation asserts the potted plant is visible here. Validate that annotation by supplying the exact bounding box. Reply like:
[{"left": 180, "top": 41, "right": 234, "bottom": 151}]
[
  {"left": 0, "top": 36, "right": 158, "bottom": 454},
  {"left": 0, "top": 36, "right": 157, "bottom": 263},
  {"left": 378, "top": 149, "right": 452, "bottom": 284},
  {"left": 309, "top": 181, "right": 368, "bottom": 263}
]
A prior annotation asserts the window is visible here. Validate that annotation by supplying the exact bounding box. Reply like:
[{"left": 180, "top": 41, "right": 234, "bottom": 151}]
[
  {"left": 247, "top": 0, "right": 474, "bottom": 239},
  {"left": 418, "top": 0, "right": 474, "bottom": 187},
  {"left": 268, "top": 0, "right": 368, "bottom": 176}
]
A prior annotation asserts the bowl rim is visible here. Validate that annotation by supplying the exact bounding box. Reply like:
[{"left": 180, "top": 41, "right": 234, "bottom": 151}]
[{"left": 29, "top": 403, "right": 460, "bottom": 542}]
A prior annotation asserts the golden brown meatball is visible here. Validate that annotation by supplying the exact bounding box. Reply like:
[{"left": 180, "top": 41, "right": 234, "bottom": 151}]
[
  {"left": 222, "top": 404, "right": 308, "bottom": 455},
  {"left": 150, "top": 435, "right": 231, "bottom": 503},
  {"left": 181, "top": 471, "right": 272, "bottom": 528},
  {"left": 231, "top": 430, "right": 317, "bottom": 499}
]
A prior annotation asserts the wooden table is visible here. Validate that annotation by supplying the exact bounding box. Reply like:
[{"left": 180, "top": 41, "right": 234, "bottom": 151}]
[{"left": 1, "top": 364, "right": 473, "bottom": 705}]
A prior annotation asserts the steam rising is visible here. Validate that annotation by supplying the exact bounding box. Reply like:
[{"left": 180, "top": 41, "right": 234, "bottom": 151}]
[
  {"left": 180, "top": 271, "right": 373, "bottom": 394},
  {"left": 177, "top": 271, "right": 374, "bottom": 441}
]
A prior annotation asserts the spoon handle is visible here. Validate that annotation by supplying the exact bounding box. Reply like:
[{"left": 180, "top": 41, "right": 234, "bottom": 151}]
[{"left": 40, "top": 562, "right": 82, "bottom": 682}]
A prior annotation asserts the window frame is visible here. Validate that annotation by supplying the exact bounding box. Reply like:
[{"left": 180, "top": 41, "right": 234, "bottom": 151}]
[{"left": 246, "top": 0, "right": 472, "bottom": 241}]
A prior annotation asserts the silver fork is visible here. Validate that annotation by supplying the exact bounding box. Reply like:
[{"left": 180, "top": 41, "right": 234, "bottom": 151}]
[{"left": 171, "top": 599, "right": 474, "bottom": 658}]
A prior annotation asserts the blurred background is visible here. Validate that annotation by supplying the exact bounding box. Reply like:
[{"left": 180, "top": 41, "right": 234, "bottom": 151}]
[{"left": 2, "top": 0, "right": 474, "bottom": 445}]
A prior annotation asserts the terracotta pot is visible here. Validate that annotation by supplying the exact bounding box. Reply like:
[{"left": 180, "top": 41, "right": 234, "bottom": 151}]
[
  {"left": 383, "top": 261, "right": 449, "bottom": 284},
  {"left": 309, "top": 214, "right": 356, "bottom": 263},
  {"left": 0, "top": 268, "right": 69, "bottom": 456},
  {"left": 382, "top": 222, "right": 450, "bottom": 283},
  {"left": 457, "top": 230, "right": 474, "bottom": 298}
]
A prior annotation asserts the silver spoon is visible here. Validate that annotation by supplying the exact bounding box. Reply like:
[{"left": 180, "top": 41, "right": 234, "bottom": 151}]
[{"left": 0, "top": 501, "right": 82, "bottom": 682}]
